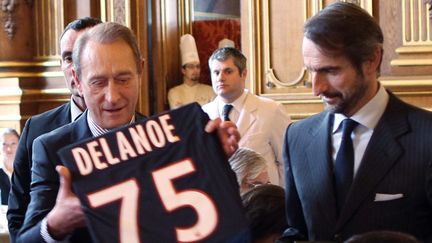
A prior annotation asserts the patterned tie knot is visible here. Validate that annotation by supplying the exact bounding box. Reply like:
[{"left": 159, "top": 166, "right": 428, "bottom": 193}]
[{"left": 223, "top": 104, "right": 233, "bottom": 121}]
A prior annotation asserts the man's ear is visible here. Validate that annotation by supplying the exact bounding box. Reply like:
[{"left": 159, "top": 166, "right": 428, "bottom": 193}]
[
  {"left": 241, "top": 67, "right": 247, "bottom": 78},
  {"left": 71, "top": 67, "right": 83, "bottom": 96},
  {"left": 364, "top": 46, "right": 382, "bottom": 75}
]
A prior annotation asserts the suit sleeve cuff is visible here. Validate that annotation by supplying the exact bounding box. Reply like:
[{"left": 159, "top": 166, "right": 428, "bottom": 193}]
[{"left": 40, "top": 217, "right": 70, "bottom": 243}]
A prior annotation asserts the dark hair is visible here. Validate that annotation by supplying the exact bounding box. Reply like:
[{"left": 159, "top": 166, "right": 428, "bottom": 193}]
[
  {"left": 344, "top": 230, "right": 419, "bottom": 243},
  {"left": 304, "top": 2, "right": 383, "bottom": 76},
  {"left": 73, "top": 22, "right": 142, "bottom": 79},
  {"left": 59, "top": 17, "right": 102, "bottom": 41},
  {"left": 242, "top": 184, "right": 287, "bottom": 241},
  {"left": 208, "top": 47, "right": 247, "bottom": 74}
]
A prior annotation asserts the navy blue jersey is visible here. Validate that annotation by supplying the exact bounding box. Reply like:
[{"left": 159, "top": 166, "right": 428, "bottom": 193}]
[{"left": 58, "top": 103, "right": 249, "bottom": 243}]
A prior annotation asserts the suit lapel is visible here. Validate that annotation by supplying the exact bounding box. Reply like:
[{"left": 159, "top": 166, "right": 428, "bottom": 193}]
[
  {"left": 53, "top": 102, "right": 72, "bottom": 127},
  {"left": 71, "top": 110, "right": 93, "bottom": 142},
  {"left": 237, "top": 93, "right": 257, "bottom": 137},
  {"left": 304, "top": 112, "right": 338, "bottom": 226},
  {"left": 336, "top": 95, "right": 409, "bottom": 229}
]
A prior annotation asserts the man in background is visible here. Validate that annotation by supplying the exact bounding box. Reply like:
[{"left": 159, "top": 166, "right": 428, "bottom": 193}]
[
  {"left": 282, "top": 2, "right": 432, "bottom": 241},
  {"left": 0, "top": 128, "right": 19, "bottom": 205},
  {"left": 7, "top": 17, "right": 102, "bottom": 241},
  {"left": 168, "top": 34, "right": 215, "bottom": 109},
  {"left": 203, "top": 47, "right": 291, "bottom": 186}
]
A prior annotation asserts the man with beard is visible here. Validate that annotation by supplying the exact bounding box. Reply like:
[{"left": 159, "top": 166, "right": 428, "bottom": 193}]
[
  {"left": 168, "top": 34, "right": 215, "bottom": 109},
  {"left": 281, "top": 2, "right": 432, "bottom": 242}
]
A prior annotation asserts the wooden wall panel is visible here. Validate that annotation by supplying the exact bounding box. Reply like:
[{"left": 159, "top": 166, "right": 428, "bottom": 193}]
[
  {"left": 380, "top": 0, "right": 432, "bottom": 110},
  {"left": 242, "top": 0, "right": 432, "bottom": 120},
  {"left": 0, "top": 0, "right": 151, "bottom": 131}
]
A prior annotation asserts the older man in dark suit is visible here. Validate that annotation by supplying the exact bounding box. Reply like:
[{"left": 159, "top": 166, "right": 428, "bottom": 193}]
[
  {"left": 282, "top": 2, "right": 432, "bottom": 242},
  {"left": 7, "top": 17, "right": 102, "bottom": 242},
  {"left": 17, "top": 22, "right": 240, "bottom": 243}
]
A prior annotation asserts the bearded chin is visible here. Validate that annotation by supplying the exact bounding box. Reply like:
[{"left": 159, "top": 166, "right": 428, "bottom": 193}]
[
  {"left": 325, "top": 103, "right": 339, "bottom": 113},
  {"left": 324, "top": 100, "right": 347, "bottom": 114}
]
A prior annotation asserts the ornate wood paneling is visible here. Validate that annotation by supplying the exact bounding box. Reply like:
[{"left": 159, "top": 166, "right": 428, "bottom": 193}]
[
  {"left": 99, "top": 0, "right": 150, "bottom": 115},
  {"left": 242, "top": 0, "right": 432, "bottom": 120},
  {"left": 242, "top": 0, "right": 323, "bottom": 120}
]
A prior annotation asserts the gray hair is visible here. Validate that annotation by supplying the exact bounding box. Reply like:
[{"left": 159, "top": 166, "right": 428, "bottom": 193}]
[
  {"left": 0, "top": 128, "right": 19, "bottom": 142},
  {"left": 72, "top": 22, "right": 142, "bottom": 79},
  {"left": 208, "top": 47, "right": 247, "bottom": 74},
  {"left": 229, "top": 147, "right": 268, "bottom": 186}
]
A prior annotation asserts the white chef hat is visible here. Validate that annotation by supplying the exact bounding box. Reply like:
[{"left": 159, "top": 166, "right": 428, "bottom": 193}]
[
  {"left": 218, "top": 38, "right": 235, "bottom": 48},
  {"left": 180, "top": 34, "right": 200, "bottom": 66}
]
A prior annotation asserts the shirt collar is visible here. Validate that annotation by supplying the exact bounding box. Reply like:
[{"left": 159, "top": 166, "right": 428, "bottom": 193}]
[
  {"left": 231, "top": 89, "right": 248, "bottom": 110},
  {"left": 217, "top": 89, "right": 247, "bottom": 115},
  {"left": 333, "top": 83, "right": 389, "bottom": 133},
  {"left": 87, "top": 111, "right": 136, "bottom": 137},
  {"left": 70, "top": 97, "right": 84, "bottom": 122}
]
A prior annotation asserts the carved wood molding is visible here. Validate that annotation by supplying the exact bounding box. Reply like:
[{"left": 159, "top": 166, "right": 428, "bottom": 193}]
[
  {"left": 1, "top": 0, "right": 33, "bottom": 39},
  {"left": 391, "top": 0, "right": 432, "bottom": 66},
  {"left": 427, "top": 0, "right": 432, "bottom": 18},
  {"left": 100, "top": 0, "right": 130, "bottom": 27},
  {"left": 254, "top": 0, "right": 373, "bottom": 94}
]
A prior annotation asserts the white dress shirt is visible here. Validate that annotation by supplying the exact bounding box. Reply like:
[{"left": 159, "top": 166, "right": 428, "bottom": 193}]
[{"left": 332, "top": 84, "right": 389, "bottom": 178}]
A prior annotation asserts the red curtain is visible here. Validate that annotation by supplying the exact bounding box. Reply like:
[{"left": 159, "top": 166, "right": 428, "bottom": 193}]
[{"left": 192, "top": 19, "right": 241, "bottom": 85}]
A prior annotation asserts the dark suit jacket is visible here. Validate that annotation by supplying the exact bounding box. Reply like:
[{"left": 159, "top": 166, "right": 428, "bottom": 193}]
[
  {"left": 283, "top": 92, "right": 432, "bottom": 242},
  {"left": 17, "top": 110, "right": 146, "bottom": 243},
  {"left": 0, "top": 169, "right": 10, "bottom": 205},
  {"left": 7, "top": 102, "right": 72, "bottom": 241}
]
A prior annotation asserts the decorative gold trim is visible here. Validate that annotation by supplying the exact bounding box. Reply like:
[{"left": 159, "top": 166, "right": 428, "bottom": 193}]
[
  {"left": 395, "top": 0, "right": 432, "bottom": 69},
  {"left": 0, "top": 61, "right": 59, "bottom": 67},
  {"left": 0, "top": 88, "right": 69, "bottom": 96},
  {"left": 125, "top": 0, "right": 131, "bottom": 27},
  {"left": 0, "top": 71, "right": 63, "bottom": 78},
  {"left": 403, "top": 0, "right": 432, "bottom": 45},
  {"left": 242, "top": 0, "right": 257, "bottom": 94},
  {"left": 395, "top": 46, "right": 432, "bottom": 53},
  {"left": 307, "top": 0, "right": 323, "bottom": 17},
  {"left": 260, "top": 1, "right": 310, "bottom": 89},
  {"left": 390, "top": 59, "right": 432, "bottom": 66},
  {"left": 178, "top": 0, "right": 192, "bottom": 35},
  {"left": 253, "top": 0, "right": 261, "bottom": 94},
  {"left": 290, "top": 113, "right": 319, "bottom": 120},
  {"left": 0, "top": 97, "right": 69, "bottom": 105},
  {"left": 380, "top": 79, "right": 432, "bottom": 86},
  {"left": 393, "top": 91, "right": 432, "bottom": 95},
  {"left": 101, "top": 0, "right": 107, "bottom": 22},
  {"left": 160, "top": 0, "right": 168, "bottom": 103},
  {"left": 280, "top": 99, "right": 323, "bottom": 105},
  {"left": 0, "top": 115, "right": 23, "bottom": 121},
  {"left": 341, "top": 0, "right": 373, "bottom": 15}
]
